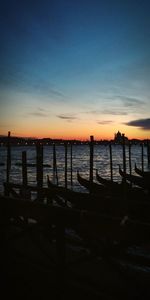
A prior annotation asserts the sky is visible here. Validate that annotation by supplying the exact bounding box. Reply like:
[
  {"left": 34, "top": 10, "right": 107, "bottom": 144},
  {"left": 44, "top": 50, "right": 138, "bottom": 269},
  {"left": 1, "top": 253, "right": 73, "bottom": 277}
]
[{"left": 0, "top": 0, "right": 150, "bottom": 140}]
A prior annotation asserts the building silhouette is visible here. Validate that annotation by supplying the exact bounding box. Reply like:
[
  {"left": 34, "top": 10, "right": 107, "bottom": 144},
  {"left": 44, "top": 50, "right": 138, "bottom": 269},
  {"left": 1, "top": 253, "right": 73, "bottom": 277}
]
[{"left": 114, "top": 131, "right": 128, "bottom": 144}]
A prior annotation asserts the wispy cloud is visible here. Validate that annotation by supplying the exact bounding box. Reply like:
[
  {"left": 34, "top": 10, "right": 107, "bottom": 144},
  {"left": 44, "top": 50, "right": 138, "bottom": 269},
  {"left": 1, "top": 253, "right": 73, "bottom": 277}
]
[
  {"left": 125, "top": 118, "right": 150, "bottom": 130},
  {"left": 57, "top": 114, "right": 78, "bottom": 122},
  {"left": 37, "top": 107, "right": 47, "bottom": 112},
  {"left": 0, "top": 67, "right": 66, "bottom": 101},
  {"left": 28, "top": 111, "right": 49, "bottom": 117},
  {"left": 97, "top": 120, "right": 113, "bottom": 125},
  {"left": 45, "top": 87, "right": 65, "bottom": 98},
  {"left": 102, "top": 109, "right": 128, "bottom": 115},
  {"left": 82, "top": 108, "right": 127, "bottom": 116},
  {"left": 83, "top": 110, "right": 101, "bottom": 115},
  {"left": 81, "top": 108, "right": 128, "bottom": 116},
  {"left": 116, "top": 95, "right": 145, "bottom": 107}
]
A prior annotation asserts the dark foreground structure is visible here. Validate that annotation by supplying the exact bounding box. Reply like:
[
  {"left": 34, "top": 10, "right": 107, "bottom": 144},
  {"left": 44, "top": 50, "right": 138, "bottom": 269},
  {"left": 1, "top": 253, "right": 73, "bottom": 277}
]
[
  {"left": 1, "top": 134, "right": 150, "bottom": 299},
  {"left": 1, "top": 195, "right": 150, "bottom": 300}
]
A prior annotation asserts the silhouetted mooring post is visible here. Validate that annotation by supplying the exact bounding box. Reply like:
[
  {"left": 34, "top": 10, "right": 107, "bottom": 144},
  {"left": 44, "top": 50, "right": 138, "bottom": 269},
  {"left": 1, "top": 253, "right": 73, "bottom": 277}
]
[
  {"left": 147, "top": 141, "right": 150, "bottom": 165},
  {"left": 141, "top": 143, "right": 144, "bottom": 172},
  {"left": 6, "top": 131, "right": 11, "bottom": 184},
  {"left": 128, "top": 142, "right": 132, "bottom": 187},
  {"left": 122, "top": 134, "right": 126, "bottom": 175},
  {"left": 122, "top": 134, "right": 127, "bottom": 215},
  {"left": 36, "top": 143, "right": 43, "bottom": 200},
  {"left": 64, "top": 142, "right": 68, "bottom": 191},
  {"left": 53, "top": 143, "right": 58, "bottom": 185},
  {"left": 128, "top": 142, "right": 132, "bottom": 176},
  {"left": 5, "top": 131, "right": 11, "bottom": 196},
  {"left": 70, "top": 142, "right": 73, "bottom": 187},
  {"left": 90, "top": 135, "right": 94, "bottom": 193},
  {"left": 21, "top": 151, "right": 31, "bottom": 200},
  {"left": 22, "top": 151, "right": 27, "bottom": 187},
  {"left": 21, "top": 151, "right": 30, "bottom": 221},
  {"left": 109, "top": 142, "right": 113, "bottom": 182}
]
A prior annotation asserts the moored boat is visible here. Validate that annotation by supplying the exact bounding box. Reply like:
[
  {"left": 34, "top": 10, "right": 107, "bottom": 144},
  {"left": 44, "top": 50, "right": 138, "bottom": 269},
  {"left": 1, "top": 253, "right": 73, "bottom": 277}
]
[
  {"left": 96, "top": 170, "right": 131, "bottom": 192},
  {"left": 96, "top": 170, "right": 119, "bottom": 187},
  {"left": 135, "top": 164, "right": 150, "bottom": 179},
  {"left": 77, "top": 171, "right": 106, "bottom": 194},
  {"left": 119, "top": 166, "right": 150, "bottom": 190}
]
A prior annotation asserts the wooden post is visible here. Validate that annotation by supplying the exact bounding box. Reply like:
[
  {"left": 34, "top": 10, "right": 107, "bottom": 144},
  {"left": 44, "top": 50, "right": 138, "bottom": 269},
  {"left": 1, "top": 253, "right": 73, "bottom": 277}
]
[
  {"left": 36, "top": 143, "right": 43, "bottom": 200},
  {"left": 129, "top": 142, "right": 132, "bottom": 176},
  {"left": 147, "top": 141, "right": 150, "bottom": 165},
  {"left": 90, "top": 135, "right": 94, "bottom": 193},
  {"left": 122, "top": 134, "right": 126, "bottom": 174},
  {"left": 70, "top": 142, "right": 73, "bottom": 187},
  {"left": 65, "top": 142, "right": 68, "bottom": 191},
  {"left": 22, "top": 151, "right": 27, "bottom": 186},
  {"left": 6, "top": 131, "right": 11, "bottom": 184},
  {"left": 128, "top": 142, "right": 132, "bottom": 187},
  {"left": 21, "top": 151, "right": 31, "bottom": 201},
  {"left": 141, "top": 143, "right": 144, "bottom": 172},
  {"left": 5, "top": 131, "right": 11, "bottom": 196},
  {"left": 53, "top": 144, "right": 58, "bottom": 185},
  {"left": 21, "top": 151, "right": 30, "bottom": 221},
  {"left": 109, "top": 142, "right": 113, "bottom": 182},
  {"left": 122, "top": 134, "right": 127, "bottom": 214}
]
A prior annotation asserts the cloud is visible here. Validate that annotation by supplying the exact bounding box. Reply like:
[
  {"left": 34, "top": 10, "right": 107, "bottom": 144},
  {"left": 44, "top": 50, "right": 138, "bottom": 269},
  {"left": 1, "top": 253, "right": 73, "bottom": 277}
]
[
  {"left": 37, "top": 107, "right": 46, "bottom": 112},
  {"left": 83, "top": 110, "right": 101, "bottom": 115},
  {"left": 57, "top": 114, "right": 78, "bottom": 122},
  {"left": 102, "top": 109, "right": 128, "bottom": 115},
  {"left": 82, "top": 108, "right": 128, "bottom": 116},
  {"left": 97, "top": 120, "right": 113, "bottom": 125},
  {"left": 0, "top": 66, "right": 66, "bottom": 101},
  {"left": 28, "top": 111, "right": 49, "bottom": 117},
  {"left": 125, "top": 118, "right": 150, "bottom": 130},
  {"left": 24, "top": 80, "right": 66, "bottom": 100},
  {"left": 46, "top": 87, "right": 65, "bottom": 98},
  {"left": 116, "top": 95, "right": 145, "bottom": 107}
]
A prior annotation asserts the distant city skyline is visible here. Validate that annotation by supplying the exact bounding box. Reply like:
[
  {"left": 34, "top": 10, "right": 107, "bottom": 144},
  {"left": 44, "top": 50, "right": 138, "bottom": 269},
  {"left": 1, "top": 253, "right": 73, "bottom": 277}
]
[
  {"left": 0, "top": 0, "right": 150, "bottom": 140},
  {"left": 0, "top": 130, "right": 149, "bottom": 143}
]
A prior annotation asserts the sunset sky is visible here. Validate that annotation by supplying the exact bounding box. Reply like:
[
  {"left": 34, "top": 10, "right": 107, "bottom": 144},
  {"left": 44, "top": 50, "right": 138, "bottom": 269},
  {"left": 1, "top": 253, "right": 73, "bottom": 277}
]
[{"left": 0, "top": 0, "right": 150, "bottom": 140}]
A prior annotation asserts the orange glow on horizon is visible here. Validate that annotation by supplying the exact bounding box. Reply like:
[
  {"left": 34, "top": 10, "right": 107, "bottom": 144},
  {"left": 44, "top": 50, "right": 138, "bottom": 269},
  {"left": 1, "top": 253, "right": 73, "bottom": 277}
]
[
  {"left": 12, "top": 121, "right": 150, "bottom": 140},
  {"left": 1, "top": 126, "right": 149, "bottom": 141}
]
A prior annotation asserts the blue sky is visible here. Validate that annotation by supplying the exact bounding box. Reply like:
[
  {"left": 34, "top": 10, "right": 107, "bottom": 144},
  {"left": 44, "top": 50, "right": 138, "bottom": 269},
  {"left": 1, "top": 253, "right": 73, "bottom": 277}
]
[{"left": 0, "top": 0, "right": 150, "bottom": 139}]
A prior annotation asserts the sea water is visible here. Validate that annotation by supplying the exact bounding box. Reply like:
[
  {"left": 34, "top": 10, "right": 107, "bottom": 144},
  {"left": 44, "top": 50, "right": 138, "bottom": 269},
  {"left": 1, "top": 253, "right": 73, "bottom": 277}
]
[{"left": 0, "top": 144, "right": 149, "bottom": 193}]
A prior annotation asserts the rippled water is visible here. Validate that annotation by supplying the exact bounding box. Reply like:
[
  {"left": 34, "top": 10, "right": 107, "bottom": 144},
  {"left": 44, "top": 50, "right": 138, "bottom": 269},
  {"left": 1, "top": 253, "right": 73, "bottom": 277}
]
[{"left": 0, "top": 144, "right": 149, "bottom": 193}]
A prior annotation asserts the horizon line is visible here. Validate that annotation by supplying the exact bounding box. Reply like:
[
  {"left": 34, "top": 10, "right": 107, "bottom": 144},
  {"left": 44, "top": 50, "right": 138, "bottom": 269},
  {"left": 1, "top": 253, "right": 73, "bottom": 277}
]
[{"left": 0, "top": 134, "right": 149, "bottom": 142}]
